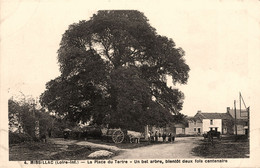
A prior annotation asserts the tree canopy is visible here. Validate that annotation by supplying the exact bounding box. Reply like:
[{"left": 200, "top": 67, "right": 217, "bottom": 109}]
[{"left": 40, "top": 10, "right": 190, "bottom": 131}]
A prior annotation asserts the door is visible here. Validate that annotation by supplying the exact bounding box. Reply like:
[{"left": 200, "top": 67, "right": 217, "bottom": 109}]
[{"left": 245, "top": 129, "right": 248, "bottom": 135}]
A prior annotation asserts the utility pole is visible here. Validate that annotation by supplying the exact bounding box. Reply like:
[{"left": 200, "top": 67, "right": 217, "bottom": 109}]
[
  {"left": 240, "top": 92, "right": 249, "bottom": 138},
  {"left": 239, "top": 93, "right": 241, "bottom": 118},
  {"left": 247, "top": 106, "right": 250, "bottom": 138},
  {"left": 234, "top": 100, "right": 237, "bottom": 136}
]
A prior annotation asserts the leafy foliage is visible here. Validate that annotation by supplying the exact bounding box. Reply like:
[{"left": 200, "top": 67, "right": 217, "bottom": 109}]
[
  {"left": 40, "top": 10, "right": 190, "bottom": 131},
  {"left": 8, "top": 98, "right": 36, "bottom": 136},
  {"left": 8, "top": 98, "right": 54, "bottom": 138},
  {"left": 8, "top": 99, "right": 20, "bottom": 130},
  {"left": 9, "top": 131, "right": 33, "bottom": 144}
]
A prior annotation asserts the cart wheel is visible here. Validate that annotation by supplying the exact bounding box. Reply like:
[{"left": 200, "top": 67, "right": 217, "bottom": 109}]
[{"left": 112, "top": 130, "right": 124, "bottom": 143}]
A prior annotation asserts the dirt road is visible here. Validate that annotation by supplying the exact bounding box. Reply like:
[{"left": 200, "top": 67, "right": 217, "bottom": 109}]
[
  {"left": 48, "top": 137, "right": 202, "bottom": 159},
  {"left": 113, "top": 137, "right": 203, "bottom": 159}
]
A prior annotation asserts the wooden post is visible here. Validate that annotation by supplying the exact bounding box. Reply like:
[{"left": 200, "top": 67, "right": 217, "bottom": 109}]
[
  {"left": 35, "top": 120, "right": 40, "bottom": 139},
  {"left": 33, "top": 98, "right": 40, "bottom": 139},
  {"left": 248, "top": 106, "right": 250, "bottom": 138},
  {"left": 240, "top": 92, "right": 249, "bottom": 137}
]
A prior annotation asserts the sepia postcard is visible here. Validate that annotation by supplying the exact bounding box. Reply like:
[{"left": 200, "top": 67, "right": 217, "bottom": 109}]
[{"left": 1, "top": 0, "right": 260, "bottom": 168}]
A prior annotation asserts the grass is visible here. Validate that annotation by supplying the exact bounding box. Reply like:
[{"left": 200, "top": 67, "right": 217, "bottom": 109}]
[
  {"left": 50, "top": 144, "right": 94, "bottom": 160},
  {"left": 9, "top": 137, "right": 155, "bottom": 161},
  {"left": 9, "top": 141, "right": 114, "bottom": 161},
  {"left": 10, "top": 141, "right": 61, "bottom": 160},
  {"left": 192, "top": 135, "right": 249, "bottom": 158}
]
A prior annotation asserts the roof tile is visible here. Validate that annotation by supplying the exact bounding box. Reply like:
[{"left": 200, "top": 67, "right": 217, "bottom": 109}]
[{"left": 197, "top": 112, "right": 233, "bottom": 119}]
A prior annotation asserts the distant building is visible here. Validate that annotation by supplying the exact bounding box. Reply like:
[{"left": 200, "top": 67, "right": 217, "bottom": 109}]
[
  {"left": 227, "top": 107, "right": 249, "bottom": 135},
  {"left": 144, "top": 106, "right": 249, "bottom": 138},
  {"left": 174, "top": 123, "right": 187, "bottom": 135},
  {"left": 185, "top": 110, "right": 234, "bottom": 135},
  {"left": 194, "top": 111, "right": 234, "bottom": 134},
  {"left": 185, "top": 107, "right": 249, "bottom": 135},
  {"left": 185, "top": 117, "right": 203, "bottom": 135},
  {"left": 144, "top": 122, "right": 187, "bottom": 139}
]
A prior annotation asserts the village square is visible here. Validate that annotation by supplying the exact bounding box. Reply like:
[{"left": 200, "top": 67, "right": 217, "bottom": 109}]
[
  {"left": 2, "top": 1, "right": 257, "bottom": 164},
  {"left": 7, "top": 9, "right": 250, "bottom": 160}
]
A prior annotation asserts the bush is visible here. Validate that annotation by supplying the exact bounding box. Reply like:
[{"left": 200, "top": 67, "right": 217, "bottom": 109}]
[
  {"left": 51, "top": 127, "right": 64, "bottom": 138},
  {"left": 9, "top": 131, "right": 33, "bottom": 144},
  {"left": 222, "top": 135, "right": 249, "bottom": 142},
  {"left": 81, "top": 126, "right": 102, "bottom": 139},
  {"left": 69, "top": 131, "right": 82, "bottom": 139}
]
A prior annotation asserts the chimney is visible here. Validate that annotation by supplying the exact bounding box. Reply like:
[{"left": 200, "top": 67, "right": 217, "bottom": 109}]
[
  {"left": 197, "top": 110, "right": 201, "bottom": 113},
  {"left": 227, "top": 107, "right": 230, "bottom": 113}
]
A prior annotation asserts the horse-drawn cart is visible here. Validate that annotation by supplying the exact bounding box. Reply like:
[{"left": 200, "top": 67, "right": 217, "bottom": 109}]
[
  {"left": 101, "top": 128, "right": 143, "bottom": 143},
  {"left": 101, "top": 128, "right": 127, "bottom": 143}
]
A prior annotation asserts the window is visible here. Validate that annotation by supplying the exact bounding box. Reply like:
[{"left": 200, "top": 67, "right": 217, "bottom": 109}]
[
  {"left": 194, "top": 128, "right": 196, "bottom": 131},
  {"left": 210, "top": 120, "right": 213, "bottom": 125}
]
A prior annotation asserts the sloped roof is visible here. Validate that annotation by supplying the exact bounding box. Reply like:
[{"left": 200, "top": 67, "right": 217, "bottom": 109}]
[
  {"left": 196, "top": 112, "right": 233, "bottom": 120},
  {"left": 174, "top": 123, "right": 186, "bottom": 128},
  {"left": 186, "top": 116, "right": 195, "bottom": 121},
  {"left": 186, "top": 116, "right": 202, "bottom": 122}
]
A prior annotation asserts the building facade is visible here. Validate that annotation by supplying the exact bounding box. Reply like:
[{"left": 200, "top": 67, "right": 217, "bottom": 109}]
[
  {"left": 144, "top": 106, "right": 249, "bottom": 138},
  {"left": 227, "top": 107, "right": 249, "bottom": 135},
  {"left": 185, "top": 117, "right": 203, "bottom": 135},
  {"left": 187, "top": 111, "right": 234, "bottom": 135}
]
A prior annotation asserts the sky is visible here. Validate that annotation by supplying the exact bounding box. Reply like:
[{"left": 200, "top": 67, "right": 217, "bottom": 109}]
[{"left": 1, "top": 0, "right": 260, "bottom": 118}]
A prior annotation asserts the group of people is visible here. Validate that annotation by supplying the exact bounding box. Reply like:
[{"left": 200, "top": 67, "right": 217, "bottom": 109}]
[{"left": 147, "top": 131, "right": 175, "bottom": 143}]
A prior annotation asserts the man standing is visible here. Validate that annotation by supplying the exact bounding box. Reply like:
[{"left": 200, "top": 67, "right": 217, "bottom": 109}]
[
  {"left": 162, "top": 132, "right": 167, "bottom": 142},
  {"left": 151, "top": 132, "right": 154, "bottom": 142},
  {"left": 155, "top": 131, "right": 158, "bottom": 142},
  {"left": 168, "top": 133, "right": 172, "bottom": 143}
]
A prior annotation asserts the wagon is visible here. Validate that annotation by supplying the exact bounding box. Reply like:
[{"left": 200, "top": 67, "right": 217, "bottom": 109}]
[
  {"left": 101, "top": 128, "right": 127, "bottom": 143},
  {"left": 101, "top": 128, "right": 144, "bottom": 143}
]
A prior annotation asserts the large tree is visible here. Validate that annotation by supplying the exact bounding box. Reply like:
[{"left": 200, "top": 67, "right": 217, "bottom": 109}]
[{"left": 40, "top": 10, "right": 190, "bottom": 131}]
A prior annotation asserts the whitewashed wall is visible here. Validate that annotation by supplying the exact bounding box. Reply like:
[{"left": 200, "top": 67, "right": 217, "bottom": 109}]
[{"left": 202, "top": 119, "right": 222, "bottom": 133}]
